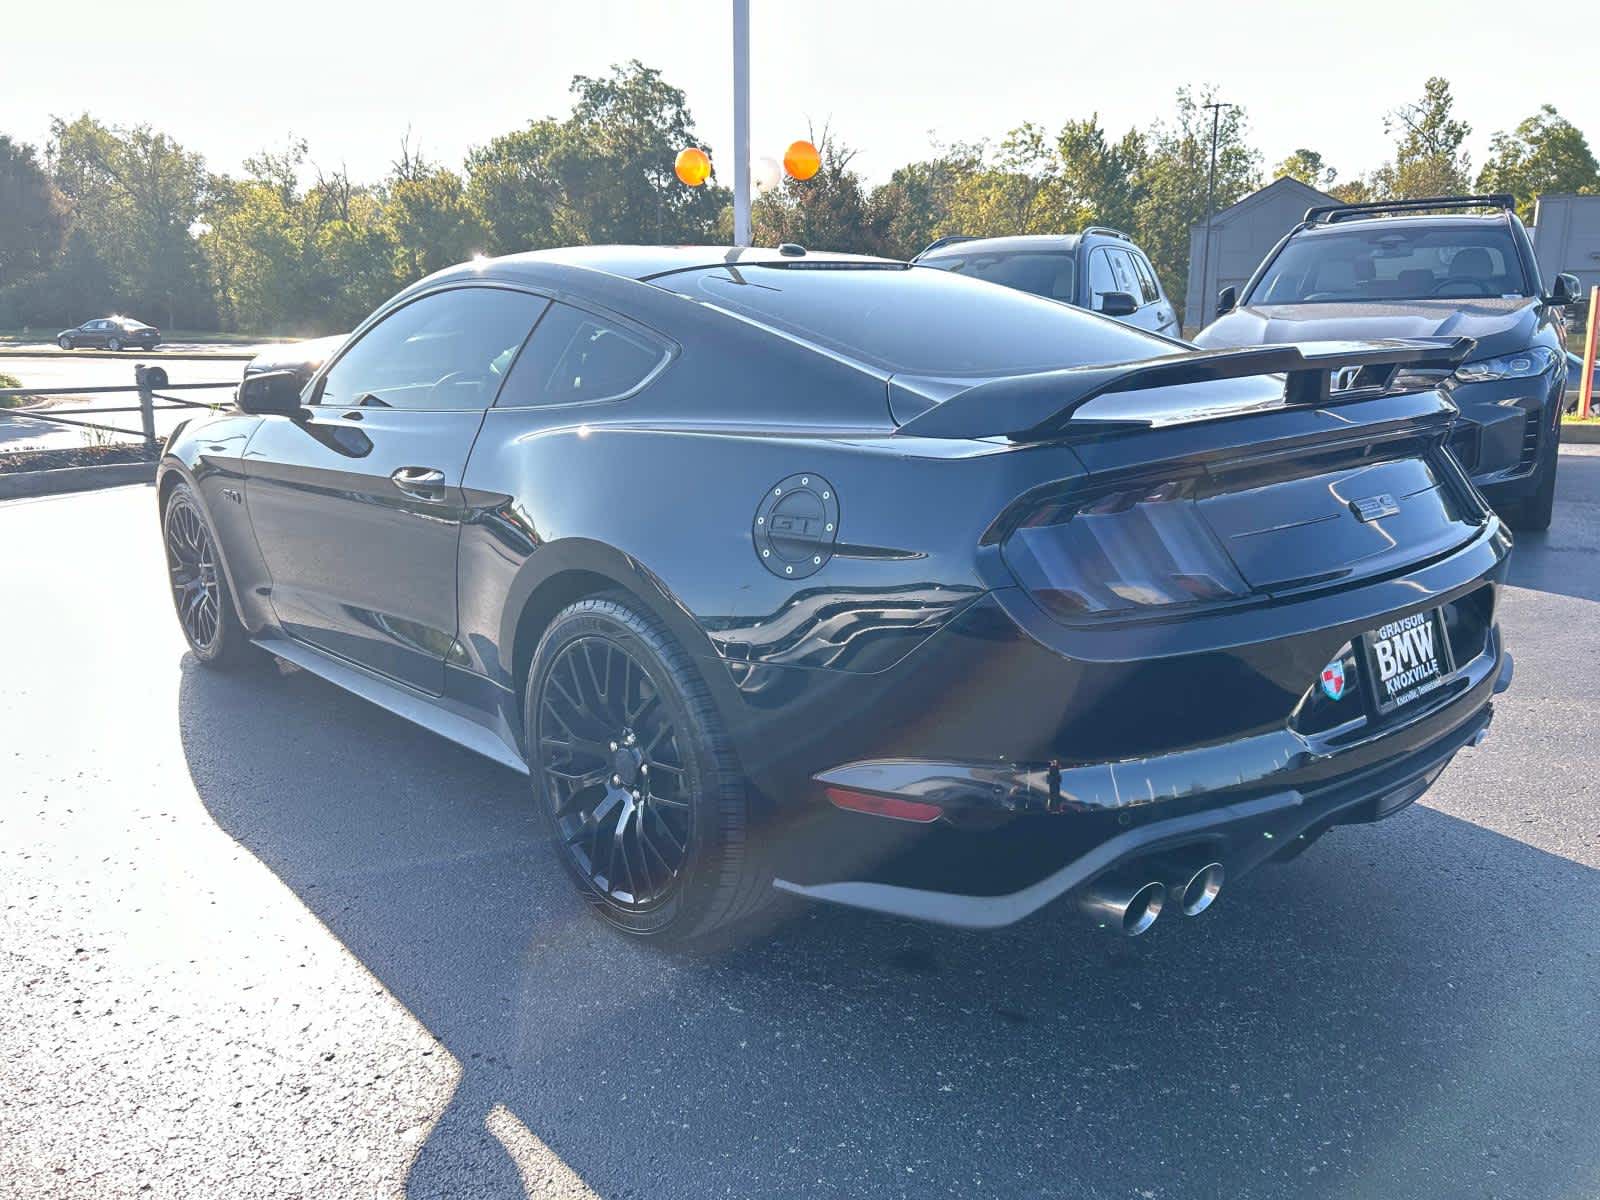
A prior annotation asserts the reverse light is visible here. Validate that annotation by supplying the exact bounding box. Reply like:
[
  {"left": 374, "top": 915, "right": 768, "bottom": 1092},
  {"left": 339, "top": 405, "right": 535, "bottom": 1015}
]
[
  {"left": 1003, "top": 481, "right": 1249, "bottom": 620},
  {"left": 1453, "top": 346, "right": 1557, "bottom": 383}
]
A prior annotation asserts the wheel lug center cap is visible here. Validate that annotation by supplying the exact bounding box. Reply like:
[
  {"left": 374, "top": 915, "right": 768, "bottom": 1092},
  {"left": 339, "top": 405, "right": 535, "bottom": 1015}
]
[{"left": 612, "top": 744, "right": 643, "bottom": 787}]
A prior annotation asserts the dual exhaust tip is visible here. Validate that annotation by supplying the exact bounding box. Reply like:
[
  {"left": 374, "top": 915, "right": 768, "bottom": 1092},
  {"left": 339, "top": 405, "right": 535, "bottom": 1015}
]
[{"left": 1078, "top": 856, "right": 1225, "bottom": 936}]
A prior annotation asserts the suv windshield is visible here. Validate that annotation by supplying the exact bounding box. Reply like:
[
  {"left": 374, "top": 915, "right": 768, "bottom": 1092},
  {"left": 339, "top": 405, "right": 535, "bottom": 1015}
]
[
  {"left": 666, "top": 262, "right": 1167, "bottom": 376},
  {"left": 918, "top": 251, "right": 1076, "bottom": 303},
  {"left": 1250, "top": 223, "right": 1531, "bottom": 305}
]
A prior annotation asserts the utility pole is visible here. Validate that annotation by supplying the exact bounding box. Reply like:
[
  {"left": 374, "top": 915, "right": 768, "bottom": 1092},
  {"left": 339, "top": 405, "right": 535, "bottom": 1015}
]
[
  {"left": 1196, "top": 100, "right": 1234, "bottom": 330},
  {"left": 732, "top": 0, "right": 751, "bottom": 246}
]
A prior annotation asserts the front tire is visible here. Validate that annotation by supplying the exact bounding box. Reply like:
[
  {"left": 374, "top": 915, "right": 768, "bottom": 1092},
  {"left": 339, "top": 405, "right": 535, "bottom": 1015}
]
[
  {"left": 57, "top": 335, "right": 73, "bottom": 350},
  {"left": 525, "top": 593, "right": 771, "bottom": 942},
  {"left": 161, "top": 483, "right": 252, "bottom": 668}
]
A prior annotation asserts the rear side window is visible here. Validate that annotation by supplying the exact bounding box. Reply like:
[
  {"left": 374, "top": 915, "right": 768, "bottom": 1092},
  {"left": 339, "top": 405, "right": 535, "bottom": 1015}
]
[
  {"left": 317, "top": 287, "right": 547, "bottom": 410},
  {"left": 495, "top": 302, "right": 668, "bottom": 407},
  {"left": 1129, "top": 253, "right": 1162, "bottom": 305},
  {"left": 669, "top": 263, "right": 1171, "bottom": 377}
]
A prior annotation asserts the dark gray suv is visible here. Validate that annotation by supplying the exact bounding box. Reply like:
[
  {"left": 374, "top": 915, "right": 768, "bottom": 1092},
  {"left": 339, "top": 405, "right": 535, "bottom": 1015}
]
[
  {"left": 913, "top": 229, "right": 1180, "bottom": 337},
  {"left": 1196, "top": 195, "right": 1580, "bottom": 530}
]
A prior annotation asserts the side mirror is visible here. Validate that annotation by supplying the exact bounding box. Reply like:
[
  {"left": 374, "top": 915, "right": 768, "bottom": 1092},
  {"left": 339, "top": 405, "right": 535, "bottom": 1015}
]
[
  {"left": 1099, "top": 291, "right": 1139, "bottom": 317},
  {"left": 236, "top": 369, "right": 305, "bottom": 416},
  {"left": 1547, "top": 272, "right": 1582, "bottom": 308},
  {"left": 1216, "top": 285, "right": 1238, "bottom": 317}
]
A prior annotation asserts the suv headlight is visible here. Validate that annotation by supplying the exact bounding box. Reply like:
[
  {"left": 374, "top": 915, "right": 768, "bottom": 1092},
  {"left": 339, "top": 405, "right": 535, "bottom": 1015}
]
[{"left": 1454, "top": 346, "right": 1557, "bottom": 383}]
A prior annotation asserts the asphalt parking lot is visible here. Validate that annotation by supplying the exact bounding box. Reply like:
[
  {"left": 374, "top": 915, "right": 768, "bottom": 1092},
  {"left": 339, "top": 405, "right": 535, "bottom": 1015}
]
[{"left": 3, "top": 451, "right": 1599, "bottom": 1200}]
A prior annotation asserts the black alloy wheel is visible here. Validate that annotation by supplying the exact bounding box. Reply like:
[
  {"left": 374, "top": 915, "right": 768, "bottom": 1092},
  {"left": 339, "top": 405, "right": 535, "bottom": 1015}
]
[
  {"left": 57, "top": 335, "right": 73, "bottom": 350},
  {"left": 538, "top": 634, "right": 693, "bottom": 910},
  {"left": 526, "top": 594, "right": 771, "bottom": 940},
  {"left": 162, "top": 484, "right": 248, "bottom": 666}
]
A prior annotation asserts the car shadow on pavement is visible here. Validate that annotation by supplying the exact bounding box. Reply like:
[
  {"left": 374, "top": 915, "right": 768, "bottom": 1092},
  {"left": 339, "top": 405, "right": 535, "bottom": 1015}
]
[
  {"left": 179, "top": 656, "right": 1600, "bottom": 1200},
  {"left": 1507, "top": 449, "right": 1600, "bottom": 603}
]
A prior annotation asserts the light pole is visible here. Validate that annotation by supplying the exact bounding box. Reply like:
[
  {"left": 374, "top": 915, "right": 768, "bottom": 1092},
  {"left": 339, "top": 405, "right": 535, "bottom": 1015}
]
[
  {"left": 731, "top": 0, "right": 751, "bottom": 245},
  {"left": 1196, "top": 100, "right": 1234, "bottom": 330}
]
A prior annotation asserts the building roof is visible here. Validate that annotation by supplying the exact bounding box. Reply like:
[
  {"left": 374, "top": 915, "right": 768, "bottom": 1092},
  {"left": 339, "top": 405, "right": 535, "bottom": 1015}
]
[{"left": 1196, "top": 176, "right": 1340, "bottom": 231}]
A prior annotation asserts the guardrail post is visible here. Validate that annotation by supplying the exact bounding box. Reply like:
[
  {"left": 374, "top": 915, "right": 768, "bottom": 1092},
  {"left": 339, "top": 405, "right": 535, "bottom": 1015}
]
[{"left": 135, "top": 364, "right": 156, "bottom": 445}]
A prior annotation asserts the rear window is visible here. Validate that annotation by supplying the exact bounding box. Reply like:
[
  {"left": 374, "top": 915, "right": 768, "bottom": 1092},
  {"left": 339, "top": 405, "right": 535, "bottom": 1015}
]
[
  {"left": 1252, "top": 224, "right": 1531, "bottom": 305},
  {"left": 919, "top": 251, "right": 1077, "bottom": 304},
  {"left": 665, "top": 263, "right": 1172, "bottom": 377}
]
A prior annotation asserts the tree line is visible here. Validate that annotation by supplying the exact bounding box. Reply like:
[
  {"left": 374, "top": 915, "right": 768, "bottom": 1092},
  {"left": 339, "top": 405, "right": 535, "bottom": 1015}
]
[{"left": 2, "top": 62, "right": 1595, "bottom": 336}]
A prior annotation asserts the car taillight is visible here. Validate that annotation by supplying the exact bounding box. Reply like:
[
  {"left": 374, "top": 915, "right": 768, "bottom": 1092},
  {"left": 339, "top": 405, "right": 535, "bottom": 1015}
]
[{"left": 1002, "top": 480, "right": 1249, "bottom": 620}]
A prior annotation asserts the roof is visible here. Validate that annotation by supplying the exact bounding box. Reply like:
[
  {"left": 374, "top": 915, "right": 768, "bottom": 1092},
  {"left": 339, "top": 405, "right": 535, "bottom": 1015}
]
[
  {"left": 458, "top": 244, "right": 903, "bottom": 283},
  {"left": 1196, "top": 176, "right": 1340, "bottom": 231},
  {"left": 916, "top": 233, "right": 1084, "bottom": 259},
  {"left": 1292, "top": 212, "right": 1515, "bottom": 238}
]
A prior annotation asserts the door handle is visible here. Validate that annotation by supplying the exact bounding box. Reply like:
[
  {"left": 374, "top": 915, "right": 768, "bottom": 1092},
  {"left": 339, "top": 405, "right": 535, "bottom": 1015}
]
[{"left": 390, "top": 466, "right": 447, "bottom": 498}]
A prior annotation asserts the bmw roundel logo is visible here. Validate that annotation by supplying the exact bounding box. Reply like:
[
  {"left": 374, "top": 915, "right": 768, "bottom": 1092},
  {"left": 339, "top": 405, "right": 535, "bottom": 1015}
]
[{"left": 1321, "top": 659, "right": 1347, "bottom": 701}]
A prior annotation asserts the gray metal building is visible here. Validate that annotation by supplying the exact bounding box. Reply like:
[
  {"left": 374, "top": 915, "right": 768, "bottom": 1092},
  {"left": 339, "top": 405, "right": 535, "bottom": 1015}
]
[
  {"left": 1185, "top": 176, "right": 1338, "bottom": 330},
  {"left": 1530, "top": 194, "right": 1600, "bottom": 299}
]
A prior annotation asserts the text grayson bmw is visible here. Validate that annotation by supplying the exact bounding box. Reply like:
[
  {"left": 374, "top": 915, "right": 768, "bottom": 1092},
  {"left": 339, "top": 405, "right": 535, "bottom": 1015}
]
[{"left": 156, "top": 245, "right": 1513, "bottom": 942}]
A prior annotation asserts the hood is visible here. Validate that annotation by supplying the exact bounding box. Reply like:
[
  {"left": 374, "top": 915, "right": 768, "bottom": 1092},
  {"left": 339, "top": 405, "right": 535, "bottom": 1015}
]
[
  {"left": 1196, "top": 298, "right": 1539, "bottom": 362},
  {"left": 243, "top": 334, "right": 347, "bottom": 380}
]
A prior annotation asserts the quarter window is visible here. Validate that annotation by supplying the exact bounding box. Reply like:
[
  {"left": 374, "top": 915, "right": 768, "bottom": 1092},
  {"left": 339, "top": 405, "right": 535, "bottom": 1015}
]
[
  {"left": 1129, "top": 252, "right": 1162, "bottom": 305},
  {"left": 495, "top": 302, "right": 667, "bottom": 407},
  {"left": 316, "top": 287, "right": 547, "bottom": 411}
]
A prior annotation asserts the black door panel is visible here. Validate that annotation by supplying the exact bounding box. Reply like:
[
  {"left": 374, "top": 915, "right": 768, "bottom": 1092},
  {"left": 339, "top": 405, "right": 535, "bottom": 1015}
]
[{"left": 243, "top": 408, "right": 485, "bottom": 693}]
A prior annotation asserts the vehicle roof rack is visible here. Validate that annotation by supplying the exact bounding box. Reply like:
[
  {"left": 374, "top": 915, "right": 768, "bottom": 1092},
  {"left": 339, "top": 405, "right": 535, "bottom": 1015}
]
[
  {"left": 912, "top": 235, "right": 977, "bottom": 260},
  {"left": 1303, "top": 194, "right": 1516, "bottom": 224},
  {"left": 1080, "top": 226, "right": 1131, "bottom": 241}
]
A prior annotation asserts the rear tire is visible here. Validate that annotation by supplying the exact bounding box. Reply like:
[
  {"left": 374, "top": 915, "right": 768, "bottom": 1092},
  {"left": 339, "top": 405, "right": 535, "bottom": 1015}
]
[
  {"left": 108, "top": 336, "right": 123, "bottom": 351},
  {"left": 525, "top": 592, "right": 772, "bottom": 942},
  {"left": 161, "top": 482, "right": 253, "bottom": 668}
]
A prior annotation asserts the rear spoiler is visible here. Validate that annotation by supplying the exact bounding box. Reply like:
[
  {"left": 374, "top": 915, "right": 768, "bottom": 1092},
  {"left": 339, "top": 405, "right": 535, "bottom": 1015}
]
[{"left": 892, "top": 338, "right": 1476, "bottom": 442}]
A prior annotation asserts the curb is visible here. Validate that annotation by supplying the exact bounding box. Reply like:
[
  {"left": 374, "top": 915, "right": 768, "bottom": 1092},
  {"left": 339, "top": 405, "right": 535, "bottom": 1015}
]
[
  {"left": 0, "top": 460, "right": 156, "bottom": 500},
  {"left": 1562, "top": 422, "right": 1600, "bottom": 445},
  {"left": 0, "top": 349, "right": 256, "bottom": 362}
]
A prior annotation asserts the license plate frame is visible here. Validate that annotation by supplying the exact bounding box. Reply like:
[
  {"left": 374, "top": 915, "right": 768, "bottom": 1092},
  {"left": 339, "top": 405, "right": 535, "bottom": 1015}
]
[{"left": 1361, "top": 607, "right": 1455, "bottom": 716}]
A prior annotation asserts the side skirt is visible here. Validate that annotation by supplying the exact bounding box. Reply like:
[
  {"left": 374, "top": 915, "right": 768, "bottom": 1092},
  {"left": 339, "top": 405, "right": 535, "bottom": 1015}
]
[{"left": 253, "top": 635, "right": 529, "bottom": 776}]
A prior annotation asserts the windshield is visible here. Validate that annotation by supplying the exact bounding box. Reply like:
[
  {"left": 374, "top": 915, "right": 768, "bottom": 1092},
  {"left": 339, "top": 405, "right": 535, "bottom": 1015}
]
[
  {"left": 918, "top": 250, "right": 1076, "bottom": 304},
  {"left": 665, "top": 262, "right": 1169, "bottom": 377},
  {"left": 1250, "top": 223, "right": 1531, "bottom": 305}
]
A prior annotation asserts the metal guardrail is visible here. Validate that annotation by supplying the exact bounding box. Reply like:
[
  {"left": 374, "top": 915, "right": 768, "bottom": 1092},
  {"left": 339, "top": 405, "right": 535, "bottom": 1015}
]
[{"left": 0, "top": 364, "right": 237, "bottom": 445}]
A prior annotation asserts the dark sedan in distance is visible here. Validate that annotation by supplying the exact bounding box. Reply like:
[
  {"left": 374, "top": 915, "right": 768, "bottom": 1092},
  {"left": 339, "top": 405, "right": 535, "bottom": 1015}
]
[
  {"left": 57, "top": 316, "right": 161, "bottom": 351},
  {"left": 156, "top": 245, "right": 1513, "bottom": 944}
]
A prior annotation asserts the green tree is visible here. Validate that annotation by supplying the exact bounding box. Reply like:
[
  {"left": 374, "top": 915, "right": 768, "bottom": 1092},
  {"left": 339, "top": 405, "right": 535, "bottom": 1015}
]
[
  {"left": 1276, "top": 148, "right": 1336, "bottom": 189},
  {"left": 1477, "top": 105, "right": 1600, "bottom": 221},
  {"left": 866, "top": 143, "right": 979, "bottom": 258},
  {"left": 1135, "top": 88, "right": 1261, "bottom": 323},
  {"left": 0, "top": 137, "right": 70, "bottom": 282},
  {"left": 943, "top": 123, "right": 1072, "bottom": 238},
  {"left": 48, "top": 115, "right": 213, "bottom": 327},
  {"left": 1373, "top": 77, "right": 1472, "bottom": 198},
  {"left": 384, "top": 164, "right": 484, "bottom": 282},
  {"left": 1055, "top": 116, "right": 1147, "bottom": 233},
  {"left": 751, "top": 126, "right": 882, "bottom": 253},
  {"left": 466, "top": 60, "right": 727, "bottom": 253}
]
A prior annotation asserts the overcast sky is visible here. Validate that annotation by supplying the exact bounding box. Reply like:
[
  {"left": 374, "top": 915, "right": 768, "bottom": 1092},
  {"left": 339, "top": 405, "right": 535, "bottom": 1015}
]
[{"left": 8, "top": 0, "right": 1595, "bottom": 188}]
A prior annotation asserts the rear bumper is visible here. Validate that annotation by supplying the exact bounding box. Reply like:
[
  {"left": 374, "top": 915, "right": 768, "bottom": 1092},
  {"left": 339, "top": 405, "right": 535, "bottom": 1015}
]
[{"left": 775, "top": 650, "right": 1509, "bottom": 928}]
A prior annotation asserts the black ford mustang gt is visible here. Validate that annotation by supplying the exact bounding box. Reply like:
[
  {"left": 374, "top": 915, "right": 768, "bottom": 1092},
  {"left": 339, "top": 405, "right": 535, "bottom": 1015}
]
[{"left": 157, "top": 245, "right": 1514, "bottom": 942}]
